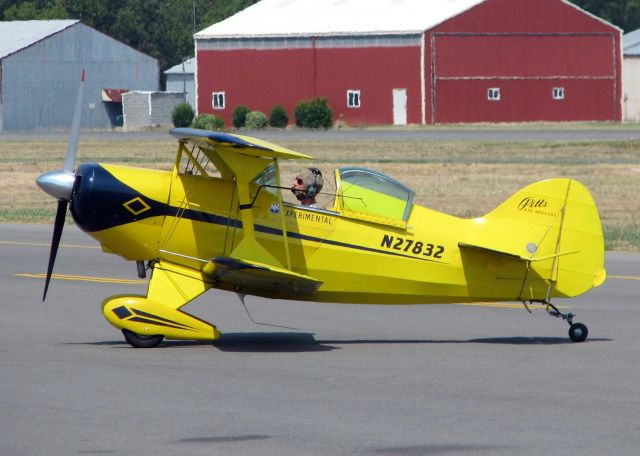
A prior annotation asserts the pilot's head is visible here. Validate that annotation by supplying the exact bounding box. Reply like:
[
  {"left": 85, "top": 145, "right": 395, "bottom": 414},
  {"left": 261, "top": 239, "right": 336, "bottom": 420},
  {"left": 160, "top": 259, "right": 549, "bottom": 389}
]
[{"left": 292, "top": 167, "right": 323, "bottom": 205}]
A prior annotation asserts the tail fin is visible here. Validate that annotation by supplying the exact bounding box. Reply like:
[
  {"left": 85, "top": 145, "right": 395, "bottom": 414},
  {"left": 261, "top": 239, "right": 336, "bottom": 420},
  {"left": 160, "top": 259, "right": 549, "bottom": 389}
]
[{"left": 465, "top": 179, "right": 605, "bottom": 299}]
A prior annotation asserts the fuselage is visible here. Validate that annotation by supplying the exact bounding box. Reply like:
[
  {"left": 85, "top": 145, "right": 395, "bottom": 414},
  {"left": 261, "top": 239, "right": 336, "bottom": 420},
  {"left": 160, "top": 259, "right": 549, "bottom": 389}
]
[{"left": 70, "top": 162, "right": 603, "bottom": 305}]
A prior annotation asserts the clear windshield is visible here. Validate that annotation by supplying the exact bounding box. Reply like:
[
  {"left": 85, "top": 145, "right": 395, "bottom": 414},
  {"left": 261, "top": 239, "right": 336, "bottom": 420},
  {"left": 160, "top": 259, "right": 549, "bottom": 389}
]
[{"left": 337, "top": 167, "right": 414, "bottom": 221}]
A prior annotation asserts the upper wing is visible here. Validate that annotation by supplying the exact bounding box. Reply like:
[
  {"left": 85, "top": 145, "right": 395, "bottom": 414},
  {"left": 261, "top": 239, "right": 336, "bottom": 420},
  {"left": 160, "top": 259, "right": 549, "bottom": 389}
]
[
  {"left": 170, "top": 127, "right": 314, "bottom": 160},
  {"left": 170, "top": 128, "right": 316, "bottom": 278}
]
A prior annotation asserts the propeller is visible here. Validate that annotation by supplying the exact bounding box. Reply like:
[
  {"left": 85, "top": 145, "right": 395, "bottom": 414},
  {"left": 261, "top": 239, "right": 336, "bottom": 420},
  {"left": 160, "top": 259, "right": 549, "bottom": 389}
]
[{"left": 36, "top": 68, "right": 85, "bottom": 301}]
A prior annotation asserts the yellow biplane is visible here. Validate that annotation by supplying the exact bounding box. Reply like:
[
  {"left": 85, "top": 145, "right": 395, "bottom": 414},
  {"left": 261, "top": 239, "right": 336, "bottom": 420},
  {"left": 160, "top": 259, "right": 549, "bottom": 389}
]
[{"left": 37, "top": 76, "right": 605, "bottom": 347}]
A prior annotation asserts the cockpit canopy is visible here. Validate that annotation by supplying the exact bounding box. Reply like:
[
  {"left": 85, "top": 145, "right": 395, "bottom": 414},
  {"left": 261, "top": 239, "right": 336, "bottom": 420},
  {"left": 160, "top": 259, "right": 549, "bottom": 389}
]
[
  {"left": 334, "top": 167, "right": 414, "bottom": 226},
  {"left": 250, "top": 164, "right": 415, "bottom": 227}
]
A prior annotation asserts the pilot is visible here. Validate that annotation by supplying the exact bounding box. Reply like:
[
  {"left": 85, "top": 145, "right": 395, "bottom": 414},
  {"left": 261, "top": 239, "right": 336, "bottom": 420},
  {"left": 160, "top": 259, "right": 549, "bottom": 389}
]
[{"left": 292, "top": 167, "right": 324, "bottom": 207}]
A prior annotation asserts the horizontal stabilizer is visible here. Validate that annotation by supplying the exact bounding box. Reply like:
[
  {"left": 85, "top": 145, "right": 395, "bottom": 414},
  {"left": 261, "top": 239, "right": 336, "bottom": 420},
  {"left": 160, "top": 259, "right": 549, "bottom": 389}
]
[
  {"left": 458, "top": 242, "right": 525, "bottom": 260},
  {"left": 206, "top": 256, "right": 323, "bottom": 296},
  {"left": 458, "top": 242, "right": 578, "bottom": 263}
]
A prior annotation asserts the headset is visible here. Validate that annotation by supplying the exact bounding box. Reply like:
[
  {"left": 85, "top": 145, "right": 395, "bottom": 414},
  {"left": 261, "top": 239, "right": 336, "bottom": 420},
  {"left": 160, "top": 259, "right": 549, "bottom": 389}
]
[
  {"left": 305, "top": 167, "right": 322, "bottom": 198},
  {"left": 292, "top": 167, "right": 322, "bottom": 200}
]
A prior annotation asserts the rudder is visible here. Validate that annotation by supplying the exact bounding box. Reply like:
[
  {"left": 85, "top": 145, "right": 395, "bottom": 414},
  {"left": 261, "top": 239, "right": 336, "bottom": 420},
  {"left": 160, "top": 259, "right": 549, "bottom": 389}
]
[{"left": 478, "top": 179, "right": 605, "bottom": 300}]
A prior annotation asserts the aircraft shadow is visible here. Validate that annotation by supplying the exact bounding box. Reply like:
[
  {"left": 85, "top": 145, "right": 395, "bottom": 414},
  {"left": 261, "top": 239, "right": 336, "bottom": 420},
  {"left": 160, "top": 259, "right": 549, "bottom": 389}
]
[
  {"left": 213, "top": 333, "right": 612, "bottom": 352},
  {"left": 64, "top": 332, "right": 337, "bottom": 352},
  {"left": 213, "top": 332, "right": 337, "bottom": 352},
  {"left": 320, "top": 336, "right": 611, "bottom": 346},
  {"left": 67, "top": 334, "right": 612, "bottom": 351}
]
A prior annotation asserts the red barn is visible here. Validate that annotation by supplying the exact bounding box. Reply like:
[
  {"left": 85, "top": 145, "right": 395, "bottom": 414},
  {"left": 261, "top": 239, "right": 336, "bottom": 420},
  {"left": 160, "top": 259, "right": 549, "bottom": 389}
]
[{"left": 195, "top": 0, "right": 621, "bottom": 126}]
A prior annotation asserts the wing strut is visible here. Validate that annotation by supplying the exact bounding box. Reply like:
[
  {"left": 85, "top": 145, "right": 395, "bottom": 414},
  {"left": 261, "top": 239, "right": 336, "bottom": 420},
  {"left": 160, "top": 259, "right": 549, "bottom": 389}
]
[
  {"left": 215, "top": 149, "right": 282, "bottom": 266},
  {"left": 273, "top": 158, "right": 291, "bottom": 270}
]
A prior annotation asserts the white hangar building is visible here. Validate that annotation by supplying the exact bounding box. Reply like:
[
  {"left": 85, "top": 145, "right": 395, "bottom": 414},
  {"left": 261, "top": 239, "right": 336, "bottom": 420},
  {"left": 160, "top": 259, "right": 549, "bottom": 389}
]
[{"left": 623, "top": 29, "right": 640, "bottom": 122}]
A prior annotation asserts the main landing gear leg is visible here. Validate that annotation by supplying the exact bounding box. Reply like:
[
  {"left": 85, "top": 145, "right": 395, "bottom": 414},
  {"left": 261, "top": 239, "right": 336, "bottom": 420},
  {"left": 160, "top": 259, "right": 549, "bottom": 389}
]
[{"left": 544, "top": 301, "right": 589, "bottom": 343}]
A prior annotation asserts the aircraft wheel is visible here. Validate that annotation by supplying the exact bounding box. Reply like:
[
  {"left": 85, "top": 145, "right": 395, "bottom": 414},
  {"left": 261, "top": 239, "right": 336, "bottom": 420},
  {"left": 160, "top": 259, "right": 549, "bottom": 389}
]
[
  {"left": 569, "top": 323, "right": 588, "bottom": 343},
  {"left": 122, "top": 329, "right": 164, "bottom": 348}
]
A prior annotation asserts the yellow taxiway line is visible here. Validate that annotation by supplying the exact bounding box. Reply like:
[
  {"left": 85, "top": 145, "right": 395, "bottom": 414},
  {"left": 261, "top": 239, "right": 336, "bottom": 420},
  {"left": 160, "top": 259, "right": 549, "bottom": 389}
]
[
  {"left": 456, "top": 302, "right": 548, "bottom": 309},
  {"left": 608, "top": 274, "right": 640, "bottom": 281},
  {"left": 13, "top": 273, "right": 639, "bottom": 307},
  {"left": 15, "top": 271, "right": 537, "bottom": 308},
  {"left": 15, "top": 273, "right": 145, "bottom": 285},
  {"left": 0, "top": 240, "right": 99, "bottom": 249}
]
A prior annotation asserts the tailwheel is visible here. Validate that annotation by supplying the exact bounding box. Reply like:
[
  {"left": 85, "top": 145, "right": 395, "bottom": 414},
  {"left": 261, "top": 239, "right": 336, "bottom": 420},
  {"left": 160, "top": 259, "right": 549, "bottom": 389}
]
[
  {"left": 543, "top": 301, "right": 589, "bottom": 343},
  {"left": 569, "top": 323, "right": 588, "bottom": 343},
  {"left": 122, "top": 329, "right": 164, "bottom": 348}
]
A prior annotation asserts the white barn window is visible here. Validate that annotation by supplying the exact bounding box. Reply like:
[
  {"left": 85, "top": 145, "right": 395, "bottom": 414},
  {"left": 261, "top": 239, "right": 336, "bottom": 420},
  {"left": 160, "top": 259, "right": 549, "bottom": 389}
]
[
  {"left": 347, "top": 90, "right": 361, "bottom": 108},
  {"left": 212, "top": 91, "right": 225, "bottom": 109},
  {"left": 553, "top": 87, "right": 565, "bottom": 100},
  {"left": 487, "top": 88, "right": 501, "bottom": 101}
]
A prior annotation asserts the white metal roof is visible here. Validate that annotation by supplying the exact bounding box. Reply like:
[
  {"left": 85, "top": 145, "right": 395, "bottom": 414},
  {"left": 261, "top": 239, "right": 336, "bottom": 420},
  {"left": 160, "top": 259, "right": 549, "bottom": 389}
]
[
  {"left": 195, "top": 0, "right": 486, "bottom": 38},
  {"left": 0, "top": 19, "right": 78, "bottom": 59},
  {"left": 623, "top": 29, "right": 640, "bottom": 56},
  {"left": 165, "top": 57, "right": 195, "bottom": 74}
]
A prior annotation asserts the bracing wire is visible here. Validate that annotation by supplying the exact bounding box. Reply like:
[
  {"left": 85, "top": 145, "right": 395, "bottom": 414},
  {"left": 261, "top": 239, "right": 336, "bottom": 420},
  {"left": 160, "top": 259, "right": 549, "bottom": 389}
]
[{"left": 237, "top": 293, "right": 299, "bottom": 330}]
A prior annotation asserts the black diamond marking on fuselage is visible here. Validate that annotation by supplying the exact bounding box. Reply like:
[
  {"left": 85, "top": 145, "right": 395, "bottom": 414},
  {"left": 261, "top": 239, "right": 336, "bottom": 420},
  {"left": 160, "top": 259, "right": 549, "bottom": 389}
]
[{"left": 123, "top": 197, "right": 150, "bottom": 216}]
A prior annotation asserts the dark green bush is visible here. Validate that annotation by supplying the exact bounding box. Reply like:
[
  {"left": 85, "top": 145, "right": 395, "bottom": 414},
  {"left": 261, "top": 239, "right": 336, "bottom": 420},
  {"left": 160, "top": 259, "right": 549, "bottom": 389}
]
[
  {"left": 269, "top": 104, "right": 289, "bottom": 128},
  {"left": 232, "top": 104, "right": 251, "bottom": 129},
  {"left": 191, "top": 114, "right": 224, "bottom": 131},
  {"left": 295, "top": 97, "right": 333, "bottom": 129},
  {"left": 171, "top": 102, "right": 194, "bottom": 128},
  {"left": 245, "top": 111, "right": 268, "bottom": 130}
]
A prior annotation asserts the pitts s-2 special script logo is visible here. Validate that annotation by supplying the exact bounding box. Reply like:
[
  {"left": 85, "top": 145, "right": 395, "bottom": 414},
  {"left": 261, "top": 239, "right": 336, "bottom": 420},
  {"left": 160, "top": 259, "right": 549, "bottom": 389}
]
[
  {"left": 518, "top": 197, "right": 548, "bottom": 210},
  {"left": 517, "top": 197, "right": 557, "bottom": 217}
]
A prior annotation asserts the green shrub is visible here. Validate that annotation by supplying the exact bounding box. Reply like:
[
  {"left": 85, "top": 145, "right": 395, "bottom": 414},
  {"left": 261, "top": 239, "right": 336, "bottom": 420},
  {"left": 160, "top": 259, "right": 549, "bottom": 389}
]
[
  {"left": 295, "top": 97, "right": 333, "bottom": 129},
  {"left": 604, "top": 224, "right": 640, "bottom": 250},
  {"left": 232, "top": 104, "right": 251, "bottom": 129},
  {"left": 269, "top": 104, "right": 289, "bottom": 128},
  {"left": 245, "top": 111, "right": 268, "bottom": 130},
  {"left": 191, "top": 114, "right": 224, "bottom": 131},
  {"left": 171, "top": 102, "right": 194, "bottom": 128}
]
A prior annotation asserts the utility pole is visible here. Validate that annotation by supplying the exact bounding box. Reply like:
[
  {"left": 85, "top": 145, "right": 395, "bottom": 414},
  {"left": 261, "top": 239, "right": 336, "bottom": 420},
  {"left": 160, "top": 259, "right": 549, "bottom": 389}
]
[{"left": 193, "top": 0, "right": 197, "bottom": 34}]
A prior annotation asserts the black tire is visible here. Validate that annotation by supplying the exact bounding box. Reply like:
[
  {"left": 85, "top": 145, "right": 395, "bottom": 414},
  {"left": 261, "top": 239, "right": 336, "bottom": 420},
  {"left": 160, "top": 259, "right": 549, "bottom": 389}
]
[
  {"left": 122, "top": 329, "right": 164, "bottom": 348},
  {"left": 569, "top": 323, "right": 588, "bottom": 342}
]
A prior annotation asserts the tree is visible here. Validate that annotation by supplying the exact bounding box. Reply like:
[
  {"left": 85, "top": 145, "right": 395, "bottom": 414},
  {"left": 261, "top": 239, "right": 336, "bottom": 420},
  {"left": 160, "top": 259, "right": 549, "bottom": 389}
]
[
  {"left": 0, "top": 0, "right": 260, "bottom": 86},
  {"left": 572, "top": 0, "right": 640, "bottom": 32},
  {"left": 3, "top": 0, "right": 68, "bottom": 20}
]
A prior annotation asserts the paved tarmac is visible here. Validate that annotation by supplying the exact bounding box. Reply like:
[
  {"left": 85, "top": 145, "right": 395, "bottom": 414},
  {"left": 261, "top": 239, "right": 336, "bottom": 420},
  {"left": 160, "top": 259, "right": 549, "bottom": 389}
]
[{"left": 1, "top": 223, "right": 639, "bottom": 456}]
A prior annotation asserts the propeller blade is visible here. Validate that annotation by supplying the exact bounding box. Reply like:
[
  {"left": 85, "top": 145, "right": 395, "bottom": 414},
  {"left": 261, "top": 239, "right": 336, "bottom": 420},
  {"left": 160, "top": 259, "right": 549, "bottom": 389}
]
[
  {"left": 39, "top": 69, "right": 84, "bottom": 301},
  {"left": 43, "top": 200, "right": 69, "bottom": 301},
  {"left": 63, "top": 68, "right": 85, "bottom": 173}
]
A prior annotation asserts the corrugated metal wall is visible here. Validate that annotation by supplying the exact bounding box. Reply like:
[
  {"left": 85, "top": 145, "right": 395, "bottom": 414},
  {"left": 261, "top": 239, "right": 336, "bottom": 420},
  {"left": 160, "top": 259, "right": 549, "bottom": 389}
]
[
  {"left": 196, "top": 47, "right": 315, "bottom": 126},
  {"left": 623, "top": 58, "right": 640, "bottom": 121},
  {"left": 166, "top": 74, "right": 195, "bottom": 107},
  {"left": 149, "top": 92, "right": 185, "bottom": 126},
  {"left": 122, "top": 91, "right": 185, "bottom": 130},
  {"left": 0, "top": 62, "right": 3, "bottom": 131},
  {"left": 194, "top": 0, "right": 621, "bottom": 125},
  {"left": 1, "top": 22, "right": 158, "bottom": 131},
  {"left": 196, "top": 41, "right": 422, "bottom": 126},
  {"left": 427, "top": 0, "right": 622, "bottom": 123},
  {"left": 122, "top": 92, "right": 152, "bottom": 130}
]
